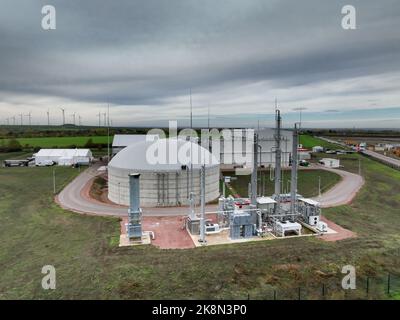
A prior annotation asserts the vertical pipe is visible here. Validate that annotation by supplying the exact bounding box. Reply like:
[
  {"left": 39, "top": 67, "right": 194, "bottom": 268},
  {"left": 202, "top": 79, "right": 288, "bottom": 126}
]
[
  {"left": 290, "top": 123, "right": 298, "bottom": 215},
  {"left": 129, "top": 174, "right": 140, "bottom": 211},
  {"left": 274, "top": 110, "right": 282, "bottom": 208},
  {"left": 176, "top": 171, "right": 179, "bottom": 205},
  {"left": 251, "top": 133, "right": 258, "bottom": 205},
  {"left": 199, "top": 165, "right": 206, "bottom": 243}
]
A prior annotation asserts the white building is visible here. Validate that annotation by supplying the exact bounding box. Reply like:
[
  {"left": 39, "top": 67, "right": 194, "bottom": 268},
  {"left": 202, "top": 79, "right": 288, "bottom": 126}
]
[
  {"left": 34, "top": 149, "right": 93, "bottom": 166},
  {"left": 319, "top": 158, "right": 340, "bottom": 168},
  {"left": 108, "top": 138, "right": 220, "bottom": 207},
  {"left": 312, "top": 146, "right": 324, "bottom": 153},
  {"left": 215, "top": 128, "right": 293, "bottom": 168},
  {"left": 112, "top": 134, "right": 159, "bottom": 155}
]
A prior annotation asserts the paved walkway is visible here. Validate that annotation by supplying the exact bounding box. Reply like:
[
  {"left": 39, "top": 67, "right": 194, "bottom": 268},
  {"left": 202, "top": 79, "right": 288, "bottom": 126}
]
[{"left": 57, "top": 162, "right": 364, "bottom": 217}]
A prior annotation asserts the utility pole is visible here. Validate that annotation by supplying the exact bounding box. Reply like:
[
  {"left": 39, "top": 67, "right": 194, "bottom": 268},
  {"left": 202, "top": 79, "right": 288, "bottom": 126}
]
[{"left": 60, "top": 108, "right": 65, "bottom": 126}]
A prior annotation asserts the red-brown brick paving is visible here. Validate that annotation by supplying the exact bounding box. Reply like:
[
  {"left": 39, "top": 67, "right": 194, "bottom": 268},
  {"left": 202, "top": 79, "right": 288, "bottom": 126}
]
[
  {"left": 318, "top": 215, "right": 356, "bottom": 242},
  {"left": 120, "top": 216, "right": 195, "bottom": 249}
]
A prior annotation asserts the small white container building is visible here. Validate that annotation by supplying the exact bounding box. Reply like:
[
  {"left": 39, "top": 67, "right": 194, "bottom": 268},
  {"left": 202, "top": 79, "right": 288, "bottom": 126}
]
[
  {"left": 34, "top": 149, "right": 93, "bottom": 166},
  {"left": 319, "top": 158, "right": 340, "bottom": 168},
  {"left": 312, "top": 146, "right": 324, "bottom": 153}
]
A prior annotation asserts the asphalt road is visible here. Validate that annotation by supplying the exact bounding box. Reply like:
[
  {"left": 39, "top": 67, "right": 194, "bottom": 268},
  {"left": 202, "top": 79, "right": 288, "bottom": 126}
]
[
  {"left": 362, "top": 149, "right": 400, "bottom": 169},
  {"left": 57, "top": 163, "right": 364, "bottom": 217}
]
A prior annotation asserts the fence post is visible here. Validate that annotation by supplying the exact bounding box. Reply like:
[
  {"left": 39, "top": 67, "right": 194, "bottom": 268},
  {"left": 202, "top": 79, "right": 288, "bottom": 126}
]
[
  {"left": 387, "top": 273, "right": 391, "bottom": 295},
  {"left": 298, "top": 287, "right": 301, "bottom": 300},
  {"left": 366, "top": 277, "right": 369, "bottom": 297},
  {"left": 273, "top": 290, "right": 277, "bottom": 300},
  {"left": 322, "top": 284, "right": 325, "bottom": 298},
  {"left": 247, "top": 292, "right": 250, "bottom": 300}
]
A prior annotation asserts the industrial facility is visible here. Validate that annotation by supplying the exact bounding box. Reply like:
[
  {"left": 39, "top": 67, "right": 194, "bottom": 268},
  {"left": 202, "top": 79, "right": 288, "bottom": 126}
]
[
  {"left": 108, "top": 138, "right": 220, "bottom": 207},
  {"left": 122, "top": 109, "right": 329, "bottom": 247}
]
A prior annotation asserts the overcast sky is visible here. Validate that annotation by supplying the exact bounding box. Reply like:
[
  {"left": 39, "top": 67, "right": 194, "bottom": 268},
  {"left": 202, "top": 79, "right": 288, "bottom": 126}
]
[{"left": 1, "top": 0, "right": 400, "bottom": 128}]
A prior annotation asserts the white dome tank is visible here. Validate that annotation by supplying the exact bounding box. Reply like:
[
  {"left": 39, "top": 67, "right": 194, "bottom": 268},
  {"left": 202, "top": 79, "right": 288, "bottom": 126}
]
[{"left": 108, "top": 138, "right": 220, "bottom": 207}]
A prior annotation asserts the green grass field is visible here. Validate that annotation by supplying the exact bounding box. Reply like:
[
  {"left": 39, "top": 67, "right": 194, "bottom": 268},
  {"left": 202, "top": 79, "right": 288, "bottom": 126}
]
[
  {"left": 223, "top": 169, "right": 340, "bottom": 198},
  {"left": 0, "top": 152, "right": 400, "bottom": 299},
  {"left": 0, "top": 136, "right": 109, "bottom": 148},
  {"left": 299, "top": 135, "right": 343, "bottom": 150}
]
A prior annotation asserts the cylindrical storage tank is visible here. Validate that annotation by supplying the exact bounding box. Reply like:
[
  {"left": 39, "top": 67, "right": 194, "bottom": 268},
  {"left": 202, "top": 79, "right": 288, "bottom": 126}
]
[{"left": 108, "top": 138, "right": 220, "bottom": 207}]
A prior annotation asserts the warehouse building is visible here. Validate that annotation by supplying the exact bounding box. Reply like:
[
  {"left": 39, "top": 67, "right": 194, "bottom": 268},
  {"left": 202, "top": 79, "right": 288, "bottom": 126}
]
[
  {"left": 215, "top": 128, "right": 293, "bottom": 168},
  {"left": 108, "top": 138, "right": 220, "bottom": 207},
  {"left": 34, "top": 149, "right": 93, "bottom": 166},
  {"left": 112, "top": 134, "right": 159, "bottom": 156}
]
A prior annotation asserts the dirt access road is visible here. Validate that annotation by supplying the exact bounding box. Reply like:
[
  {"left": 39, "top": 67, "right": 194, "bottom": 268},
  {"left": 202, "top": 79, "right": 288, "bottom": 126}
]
[
  {"left": 57, "top": 162, "right": 364, "bottom": 217},
  {"left": 310, "top": 164, "right": 364, "bottom": 208}
]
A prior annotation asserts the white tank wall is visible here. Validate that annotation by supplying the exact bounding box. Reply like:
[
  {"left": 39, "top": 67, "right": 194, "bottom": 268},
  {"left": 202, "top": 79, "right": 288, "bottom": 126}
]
[{"left": 108, "top": 165, "right": 220, "bottom": 207}]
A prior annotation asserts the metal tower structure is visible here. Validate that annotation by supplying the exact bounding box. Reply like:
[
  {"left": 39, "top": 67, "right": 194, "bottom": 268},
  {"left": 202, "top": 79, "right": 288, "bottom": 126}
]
[
  {"left": 127, "top": 173, "right": 142, "bottom": 239},
  {"left": 199, "top": 165, "right": 206, "bottom": 243},
  {"left": 250, "top": 133, "right": 258, "bottom": 205},
  {"left": 290, "top": 123, "right": 299, "bottom": 215},
  {"left": 274, "top": 109, "right": 282, "bottom": 204}
]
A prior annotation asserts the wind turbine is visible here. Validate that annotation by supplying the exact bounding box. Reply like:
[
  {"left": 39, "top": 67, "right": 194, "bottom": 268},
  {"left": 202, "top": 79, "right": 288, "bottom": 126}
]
[
  {"left": 5, "top": 118, "right": 9, "bottom": 125},
  {"left": 47, "top": 109, "right": 50, "bottom": 126},
  {"left": 12, "top": 116, "right": 16, "bottom": 125},
  {"left": 70, "top": 112, "right": 76, "bottom": 125},
  {"left": 103, "top": 112, "right": 107, "bottom": 127},
  {"left": 60, "top": 108, "right": 65, "bottom": 125},
  {"left": 25, "top": 111, "right": 32, "bottom": 126},
  {"left": 97, "top": 112, "right": 101, "bottom": 127},
  {"left": 78, "top": 114, "right": 82, "bottom": 126},
  {"left": 19, "top": 113, "right": 23, "bottom": 126}
]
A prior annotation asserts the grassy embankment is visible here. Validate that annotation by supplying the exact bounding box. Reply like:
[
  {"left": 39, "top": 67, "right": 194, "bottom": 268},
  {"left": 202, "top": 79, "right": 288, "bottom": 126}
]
[{"left": 1, "top": 145, "right": 400, "bottom": 299}]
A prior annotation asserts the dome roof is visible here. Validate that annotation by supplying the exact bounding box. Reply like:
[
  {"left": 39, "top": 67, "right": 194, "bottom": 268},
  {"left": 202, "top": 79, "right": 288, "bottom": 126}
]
[{"left": 109, "top": 138, "right": 219, "bottom": 171}]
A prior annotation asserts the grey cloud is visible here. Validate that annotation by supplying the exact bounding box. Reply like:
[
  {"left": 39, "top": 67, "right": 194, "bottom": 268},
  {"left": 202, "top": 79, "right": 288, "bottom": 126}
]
[{"left": 0, "top": 0, "right": 399, "bottom": 127}]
